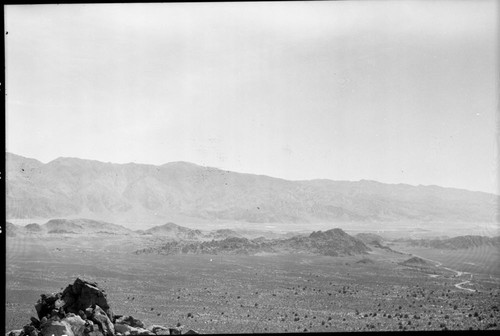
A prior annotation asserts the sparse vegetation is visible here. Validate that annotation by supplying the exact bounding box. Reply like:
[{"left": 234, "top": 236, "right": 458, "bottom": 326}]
[{"left": 5, "top": 228, "right": 500, "bottom": 333}]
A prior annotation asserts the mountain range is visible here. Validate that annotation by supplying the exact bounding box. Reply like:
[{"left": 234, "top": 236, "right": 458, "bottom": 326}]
[{"left": 6, "top": 152, "right": 498, "bottom": 230}]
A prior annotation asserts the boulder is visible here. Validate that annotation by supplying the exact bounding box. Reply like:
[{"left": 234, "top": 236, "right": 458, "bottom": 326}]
[
  {"left": 85, "top": 319, "right": 95, "bottom": 332},
  {"left": 91, "top": 305, "right": 115, "bottom": 336},
  {"left": 35, "top": 293, "right": 60, "bottom": 319},
  {"left": 168, "top": 327, "right": 182, "bottom": 335},
  {"left": 35, "top": 279, "right": 112, "bottom": 321},
  {"left": 148, "top": 326, "right": 169, "bottom": 335},
  {"left": 85, "top": 308, "right": 94, "bottom": 319},
  {"left": 30, "top": 317, "right": 41, "bottom": 329},
  {"left": 6, "top": 330, "right": 22, "bottom": 336},
  {"left": 152, "top": 330, "right": 169, "bottom": 336},
  {"left": 40, "top": 320, "right": 74, "bottom": 336},
  {"left": 130, "top": 328, "right": 154, "bottom": 335},
  {"left": 114, "top": 316, "right": 144, "bottom": 329},
  {"left": 62, "top": 279, "right": 113, "bottom": 319},
  {"left": 63, "top": 314, "right": 86, "bottom": 336},
  {"left": 184, "top": 330, "right": 199, "bottom": 335},
  {"left": 22, "top": 324, "right": 36, "bottom": 335},
  {"left": 114, "top": 323, "right": 134, "bottom": 335},
  {"left": 114, "top": 325, "right": 154, "bottom": 336},
  {"left": 86, "top": 332, "right": 105, "bottom": 336}
]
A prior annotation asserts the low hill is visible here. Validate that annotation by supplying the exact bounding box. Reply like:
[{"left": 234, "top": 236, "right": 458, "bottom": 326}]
[
  {"left": 5, "top": 222, "right": 21, "bottom": 237},
  {"left": 401, "top": 257, "right": 432, "bottom": 267},
  {"left": 142, "top": 222, "right": 203, "bottom": 240}
]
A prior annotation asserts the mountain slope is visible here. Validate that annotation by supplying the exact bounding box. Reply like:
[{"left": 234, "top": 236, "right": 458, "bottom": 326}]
[{"left": 6, "top": 153, "right": 499, "bottom": 228}]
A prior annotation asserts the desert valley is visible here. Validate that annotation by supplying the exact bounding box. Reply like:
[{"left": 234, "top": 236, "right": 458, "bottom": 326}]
[
  {"left": 6, "top": 1, "right": 498, "bottom": 334},
  {"left": 5, "top": 153, "right": 500, "bottom": 333}
]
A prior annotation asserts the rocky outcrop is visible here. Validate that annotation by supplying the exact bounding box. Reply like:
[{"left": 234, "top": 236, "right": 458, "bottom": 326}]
[
  {"left": 35, "top": 278, "right": 113, "bottom": 320},
  {"left": 6, "top": 279, "right": 199, "bottom": 336},
  {"left": 135, "top": 228, "right": 370, "bottom": 257}
]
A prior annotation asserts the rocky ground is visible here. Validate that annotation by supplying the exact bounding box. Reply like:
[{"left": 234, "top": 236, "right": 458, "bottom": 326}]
[{"left": 6, "top": 234, "right": 500, "bottom": 333}]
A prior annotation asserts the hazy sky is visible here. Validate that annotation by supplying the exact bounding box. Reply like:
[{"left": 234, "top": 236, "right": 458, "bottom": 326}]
[{"left": 5, "top": 1, "right": 499, "bottom": 194}]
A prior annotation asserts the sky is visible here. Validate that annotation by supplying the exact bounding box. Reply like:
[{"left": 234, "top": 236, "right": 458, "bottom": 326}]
[{"left": 5, "top": 1, "right": 499, "bottom": 194}]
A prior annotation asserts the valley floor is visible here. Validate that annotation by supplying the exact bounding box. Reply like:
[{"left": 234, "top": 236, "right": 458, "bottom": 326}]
[{"left": 5, "top": 235, "right": 500, "bottom": 333}]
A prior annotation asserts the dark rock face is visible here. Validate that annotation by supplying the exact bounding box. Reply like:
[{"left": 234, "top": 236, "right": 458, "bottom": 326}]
[
  {"left": 64, "top": 278, "right": 113, "bottom": 318},
  {"left": 35, "top": 278, "right": 112, "bottom": 321},
  {"left": 35, "top": 293, "right": 60, "bottom": 320},
  {"left": 8, "top": 278, "right": 197, "bottom": 336}
]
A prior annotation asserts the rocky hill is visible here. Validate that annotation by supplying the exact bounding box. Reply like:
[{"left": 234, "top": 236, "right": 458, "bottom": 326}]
[
  {"left": 400, "top": 257, "right": 433, "bottom": 267},
  {"left": 135, "top": 228, "right": 370, "bottom": 257},
  {"left": 405, "top": 235, "right": 500, "bottom": 250},
  {"left": 6, "top": 153, "right": 498, "bottom": 229},
  {"left": 140, "top": 222, "right": 203, "bottom": 240},
  {"left": 5, "top": 222, "right": 21, "bottom": 237},
  {"left": 5, "top": 278, "right": 198, "bottom": 336}
]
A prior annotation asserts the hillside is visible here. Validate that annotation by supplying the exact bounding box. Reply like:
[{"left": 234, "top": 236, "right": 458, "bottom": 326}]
[
  {"left": 406, "top": 235, "right": 500, "bottom": 250},
  {"left": 135, "top": 228, "right": 370, "bottom": 257},
  {"left": 6, "top": 152, "right": 499, "bottom": 229}
]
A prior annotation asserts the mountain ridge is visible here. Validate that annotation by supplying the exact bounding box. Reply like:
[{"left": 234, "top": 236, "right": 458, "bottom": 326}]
[
  {"left": 8, "top": 152, "right": 497, "bottom": 194},
  {"left": 6, "top": 152, "right": 499, "bottom": 229}
]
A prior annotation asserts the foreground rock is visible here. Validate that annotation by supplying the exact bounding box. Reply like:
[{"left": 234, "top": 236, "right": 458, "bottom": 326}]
[
  {"left": 35, "top": 278, "right": 113, "bottom": 320},
  {"left": 6, "top": 278, "right": 199, "bottom": 336}
]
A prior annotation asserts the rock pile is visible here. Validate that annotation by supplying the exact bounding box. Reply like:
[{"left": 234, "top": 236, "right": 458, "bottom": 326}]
[{"left": 6, "top": 279, "right": 198, "bottom": 336}]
